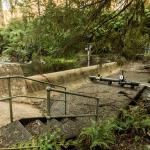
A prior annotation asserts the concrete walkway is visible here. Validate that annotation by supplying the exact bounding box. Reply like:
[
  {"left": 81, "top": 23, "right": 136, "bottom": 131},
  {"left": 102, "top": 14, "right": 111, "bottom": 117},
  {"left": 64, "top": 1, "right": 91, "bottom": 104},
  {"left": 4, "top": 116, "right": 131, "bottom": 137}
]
[{"left": 0, "top": 102, "right": 42, "bottom": 127}]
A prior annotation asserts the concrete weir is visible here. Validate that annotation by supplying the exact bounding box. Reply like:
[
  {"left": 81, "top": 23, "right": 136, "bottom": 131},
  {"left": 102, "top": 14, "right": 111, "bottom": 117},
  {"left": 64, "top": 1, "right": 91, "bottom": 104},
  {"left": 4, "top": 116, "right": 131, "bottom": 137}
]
[
  {"left": 0, "top": 62, "right": 118, "bottom": 95},
  {"left": 26, "top": 62, "right": 118, "bottom": 92}
]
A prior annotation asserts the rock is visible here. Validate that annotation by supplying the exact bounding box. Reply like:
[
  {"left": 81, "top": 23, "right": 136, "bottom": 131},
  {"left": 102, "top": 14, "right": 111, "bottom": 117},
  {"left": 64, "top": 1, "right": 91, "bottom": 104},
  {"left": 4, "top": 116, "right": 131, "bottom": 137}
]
[
  {"left": 25, "top": 120, "right": 47, "bottom": 136},
  {"left": 61, "top": 118, "right": 79, "bottom": 139},
  {"left": 0, "top": 121, "right": 32, "bottom": 148}
]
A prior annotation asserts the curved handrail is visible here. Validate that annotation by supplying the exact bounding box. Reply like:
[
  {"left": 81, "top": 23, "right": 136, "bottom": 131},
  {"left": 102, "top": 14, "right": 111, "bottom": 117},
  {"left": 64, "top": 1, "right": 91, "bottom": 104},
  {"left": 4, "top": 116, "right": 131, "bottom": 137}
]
[
  {"left": 47, "top": 87, "right": 99, "bottom": 99},
  {"left": 0, "top": 76, "right": 100, "bottom": 133},
  {"left": 0, "top": 95, "right": 64, "bottom": 102},
  {"left": 0, "top": 75, "right": 66, "bottom": 89},
  {"left": 0, "top": 76, "right": 101, "bottom": 150},
  {"left": 0, "top": 75, "right": 66, "bottom": 123},
  {"left": 46, "top": 86, "right": 100, "bottom": 123}
]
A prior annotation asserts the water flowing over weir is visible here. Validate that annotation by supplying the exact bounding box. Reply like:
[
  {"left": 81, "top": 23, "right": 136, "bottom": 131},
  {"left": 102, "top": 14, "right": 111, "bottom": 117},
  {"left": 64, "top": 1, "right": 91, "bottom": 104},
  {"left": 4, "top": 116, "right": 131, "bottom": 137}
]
[{"left": 0, "top": 62, "right": 27, "bottom": 100}]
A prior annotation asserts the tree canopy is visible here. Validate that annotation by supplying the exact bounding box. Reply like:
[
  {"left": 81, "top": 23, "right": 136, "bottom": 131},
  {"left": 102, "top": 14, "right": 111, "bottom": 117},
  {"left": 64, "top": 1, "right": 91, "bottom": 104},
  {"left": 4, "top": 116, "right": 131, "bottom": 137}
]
[{"left": 0, "top": 0, "right": 150, "bottom": 62}]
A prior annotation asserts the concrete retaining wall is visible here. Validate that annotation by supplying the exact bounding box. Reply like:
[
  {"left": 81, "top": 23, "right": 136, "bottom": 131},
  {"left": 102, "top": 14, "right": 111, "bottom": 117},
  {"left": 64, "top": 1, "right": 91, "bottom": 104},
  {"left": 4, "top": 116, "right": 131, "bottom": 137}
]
[
  {"left": 26, "top": 62, "right": 119, "bottom": 92},
  {"left": 0, "top": 63, "right": 27, "bottom": 97}
]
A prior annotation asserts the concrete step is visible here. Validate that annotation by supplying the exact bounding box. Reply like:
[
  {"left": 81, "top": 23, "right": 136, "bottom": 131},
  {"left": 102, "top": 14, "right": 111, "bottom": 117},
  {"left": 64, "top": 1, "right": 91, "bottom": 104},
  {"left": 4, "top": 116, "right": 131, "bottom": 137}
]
[
  {"left": 25, "top": 119, "right": 47, "bottom": 137},
  {"left": 0, "top": 116, "right": 91, "bottom": 148},
  {"left": 48, "top": 118, "right": 80, "bottom": 139},
  {"left": 0, "top": 121, "right": 32, "bottom": 148},
  {"left": 61, "top": 118, "right": 80, "bottom": 139}
]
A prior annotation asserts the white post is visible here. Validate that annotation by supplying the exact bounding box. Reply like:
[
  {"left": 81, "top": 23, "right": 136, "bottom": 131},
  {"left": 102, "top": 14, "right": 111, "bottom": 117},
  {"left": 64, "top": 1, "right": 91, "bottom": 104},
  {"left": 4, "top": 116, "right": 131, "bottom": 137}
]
[{"left": 85, "top": 44, "right": 92, "bottom": 67}]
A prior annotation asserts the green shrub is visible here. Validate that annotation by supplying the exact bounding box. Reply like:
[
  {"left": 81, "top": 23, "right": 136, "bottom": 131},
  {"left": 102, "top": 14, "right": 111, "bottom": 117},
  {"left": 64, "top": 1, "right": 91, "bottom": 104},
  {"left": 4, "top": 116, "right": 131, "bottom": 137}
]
[
  {"left": 116, "top": 56, "right": 127, "bottom": 66},
  {"left": 76, "top": 119, "right": 119, "bottom": 150},
  {"left": 0, "top": 19, "right": 35, "bottom": 62},
  {"left": 117, "top": 106, "right": 150, "bottom": 136},
  {"left": 21, "top": 57, "right": 79, "bottom": 76},
  {"left": 122, "top": 28, "right": 149, "bottom": 59},
  {"left": 12, "top": 130, "right": 69, "bottom": 150},
  {"left": 41, "top": 57, "right": 79, "bottom": 72}
]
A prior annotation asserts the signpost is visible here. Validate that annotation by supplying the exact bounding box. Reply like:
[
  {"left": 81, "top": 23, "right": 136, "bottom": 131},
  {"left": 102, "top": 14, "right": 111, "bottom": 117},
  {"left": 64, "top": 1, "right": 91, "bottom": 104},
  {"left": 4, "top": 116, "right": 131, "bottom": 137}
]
[{"left": 85, "top": 44, "right": 92, "bottom": 67}]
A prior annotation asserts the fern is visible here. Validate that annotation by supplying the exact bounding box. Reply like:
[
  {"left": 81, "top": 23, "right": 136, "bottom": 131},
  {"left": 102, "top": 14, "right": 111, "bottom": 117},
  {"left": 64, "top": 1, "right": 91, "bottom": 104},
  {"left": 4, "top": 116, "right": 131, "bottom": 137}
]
[
  {"left": 11, "top": 129, "right": 69, "bottom": 150},
  {"left": 78, "top": 119, "right": 119, "bottom": 150},
  {"left": 117, "top": 106, "right": 150, "bottom": 137},
  {"left": 141, "top": 118, "right": 150, "bottom": 127}
]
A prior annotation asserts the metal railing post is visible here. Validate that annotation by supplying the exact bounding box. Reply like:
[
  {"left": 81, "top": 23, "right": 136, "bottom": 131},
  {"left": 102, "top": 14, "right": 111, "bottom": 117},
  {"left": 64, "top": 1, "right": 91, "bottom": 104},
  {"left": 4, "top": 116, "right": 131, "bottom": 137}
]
[
  {"left": 65, "top": 87, "right": 67, "bottom": 115},
  {"left": 46, "top": 86, "right": 51, "bottom": 126},
  {"left": 96, "top": 98, "right": 99, "bottom": 122},
  {"left": 8, "top": 77, "right": 13, "bottom": 123}
]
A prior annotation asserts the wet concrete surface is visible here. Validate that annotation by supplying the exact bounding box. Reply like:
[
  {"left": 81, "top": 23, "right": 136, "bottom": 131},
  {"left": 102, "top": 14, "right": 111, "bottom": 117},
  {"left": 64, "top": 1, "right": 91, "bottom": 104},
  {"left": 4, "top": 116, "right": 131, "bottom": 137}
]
[{"left": 0, "top": 102, "right": 42, "bottom": 127}]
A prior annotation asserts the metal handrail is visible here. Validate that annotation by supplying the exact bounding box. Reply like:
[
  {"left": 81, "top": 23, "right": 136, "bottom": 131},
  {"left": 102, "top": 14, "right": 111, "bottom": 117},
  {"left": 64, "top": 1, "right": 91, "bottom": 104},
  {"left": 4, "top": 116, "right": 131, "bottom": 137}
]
[
  {"left": 0, "top": 75, "right": 66, "bottom": 89},
  {"left": 46, "top": 86, "right": 100, "bottom": 123},
  {"left": 0, "top": 75, "right": 66, "bottom": 123},
  {"left": 0, "top": 76, "right": 100, "bottom": 123},
  {"left": 0, "top": 146, "right": 40, "bottom": 150},
  {"left": 47, "top": 87, "right": 99, "bottom": 99},
  {"left": 46, "top": 114, "right": 97, "bottom": 119},
  {"left": 0, "top": 95, "right": 64, "bottom": 102},
  {"left": 0, "top": 76, "right": 101, "bottom": 150}
]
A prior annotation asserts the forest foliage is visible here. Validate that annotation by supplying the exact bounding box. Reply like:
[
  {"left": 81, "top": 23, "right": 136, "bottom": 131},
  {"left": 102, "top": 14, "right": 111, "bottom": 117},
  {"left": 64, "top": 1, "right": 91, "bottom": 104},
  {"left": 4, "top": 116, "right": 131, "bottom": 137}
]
[{"left": 0, "top": 0, "right": 150, "bottom": 62}]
